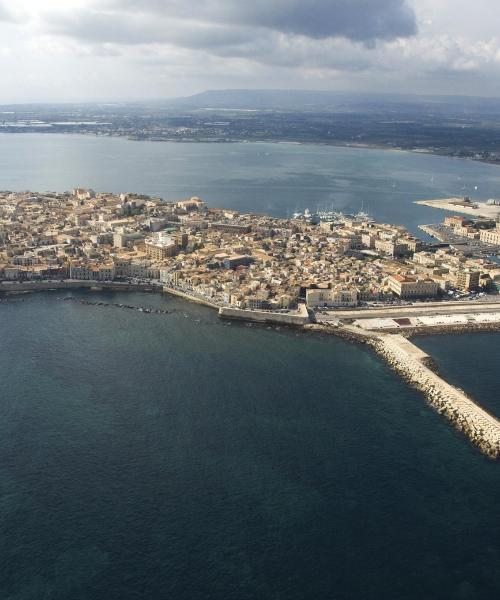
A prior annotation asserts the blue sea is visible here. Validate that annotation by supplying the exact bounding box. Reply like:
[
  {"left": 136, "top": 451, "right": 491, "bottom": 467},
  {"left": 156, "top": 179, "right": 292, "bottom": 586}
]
[{"left": 0, "top": 135, "right": 499, "bottom": 600}]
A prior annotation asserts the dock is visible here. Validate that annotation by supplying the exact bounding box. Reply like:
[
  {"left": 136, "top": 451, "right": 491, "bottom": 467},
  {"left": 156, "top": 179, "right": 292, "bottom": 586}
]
[{"left": 415, "top": 198, "right": 500, "bottom": 220}]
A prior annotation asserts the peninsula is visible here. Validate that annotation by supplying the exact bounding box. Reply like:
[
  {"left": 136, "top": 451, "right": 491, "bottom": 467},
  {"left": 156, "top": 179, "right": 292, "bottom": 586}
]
[{"left": 1, "top": 188, "right": 500, "bottom": 457}]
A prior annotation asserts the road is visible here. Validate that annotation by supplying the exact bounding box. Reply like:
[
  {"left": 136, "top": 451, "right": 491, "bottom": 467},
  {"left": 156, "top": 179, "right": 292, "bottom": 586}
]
[{"left": 317, "top": 299, "right": 500, "bottom": 321}]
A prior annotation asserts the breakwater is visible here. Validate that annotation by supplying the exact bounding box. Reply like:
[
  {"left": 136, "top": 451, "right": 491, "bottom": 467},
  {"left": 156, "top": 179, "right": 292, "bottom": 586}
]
[
  {"left": 372, "top": 334, "right": 500, "bottom": 459},
  {"left": 219, "top": 304, "right": 310, "bottom": 326},
  {"left": 0, "top": 280, "right": 162, "bottom": 293},
  {"left": 56, "top": 296, "right": 172, "bottom": 315},
  {"left": 311, "top": 323, "right": 500, "bottom": 459}
]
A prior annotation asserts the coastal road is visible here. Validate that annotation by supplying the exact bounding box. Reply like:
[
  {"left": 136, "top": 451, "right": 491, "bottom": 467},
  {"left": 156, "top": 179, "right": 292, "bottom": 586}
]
[{"left": 318, "top": 300, "right": 500, "bottom": 321}]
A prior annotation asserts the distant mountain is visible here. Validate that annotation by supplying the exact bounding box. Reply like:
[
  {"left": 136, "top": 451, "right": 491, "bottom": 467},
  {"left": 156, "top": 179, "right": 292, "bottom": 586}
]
[
  {"left": 166, "top": 89, "right": 500, "bottom": 114},
  {"left": 167, "top": 89, "right": 374, "bottom": 110}
]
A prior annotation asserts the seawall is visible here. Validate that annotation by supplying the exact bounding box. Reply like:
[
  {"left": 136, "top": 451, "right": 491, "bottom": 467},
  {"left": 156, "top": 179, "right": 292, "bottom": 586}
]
[
  {"left": 0, "top": 280, "right": 161, "bottom": 293},
  {"left": 219, "top": 304, "right": 310, "bottom": 326},
  {"left": 162, "top": 286, "right": 220, "bottom": 310},
  {"left": 371, "top": 334, "right": 500, "bottom": 459}
]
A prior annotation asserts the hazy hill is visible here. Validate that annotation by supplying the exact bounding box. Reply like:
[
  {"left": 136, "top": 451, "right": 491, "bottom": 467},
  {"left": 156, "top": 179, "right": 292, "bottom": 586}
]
[{"left": 167, "top": 89, "right": 500, "bottom": 115}]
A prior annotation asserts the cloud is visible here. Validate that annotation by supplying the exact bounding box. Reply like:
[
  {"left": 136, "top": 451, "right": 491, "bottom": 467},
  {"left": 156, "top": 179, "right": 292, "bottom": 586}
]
[
  {"left": 3, "top": 0, "right": 500, "bottom": 102},
  {"left": 47, "top": 11, "right": 255, "bottom": 48},
  {"left": 111, "top": 0, "right": 417, "bottom": 43},
  {"left": 42, "top": 0, "right": 417, "bottom": 74},
  {"left": 43, "top": 0, "right": 418, "bottom": 53},
  {"left": 0, "top": 0, "right": 18, "bottom": 22}
]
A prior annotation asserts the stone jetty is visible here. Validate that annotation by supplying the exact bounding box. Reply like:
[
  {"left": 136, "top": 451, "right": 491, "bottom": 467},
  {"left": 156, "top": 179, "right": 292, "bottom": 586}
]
[{"left": 372, "top": 333, "right": 500, "bottom": 459}]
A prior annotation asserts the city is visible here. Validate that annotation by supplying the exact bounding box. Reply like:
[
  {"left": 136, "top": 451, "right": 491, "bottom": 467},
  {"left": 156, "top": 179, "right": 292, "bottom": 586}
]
[
  {"left": 1, "top": 0, "right": 500, "bottom": 597},
  {"left": 2, "top": 188, "right": 500, "bottom": 316}
]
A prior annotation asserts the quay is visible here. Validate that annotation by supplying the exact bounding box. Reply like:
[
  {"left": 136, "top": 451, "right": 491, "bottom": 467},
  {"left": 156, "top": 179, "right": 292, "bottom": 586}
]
[
  {"left": 219, "top": 304, "right": 309, "bottom": 326},
  {"left": 414, "top": 198, "right": 500, "bottom": 219},
  {"left": 418, "top": 223, "right": 500, "bottom": 255}
]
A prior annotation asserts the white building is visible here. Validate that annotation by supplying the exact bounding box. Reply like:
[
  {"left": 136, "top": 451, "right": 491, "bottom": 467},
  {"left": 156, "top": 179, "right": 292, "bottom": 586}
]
[{"left": 306, "top": 287, "right": 358, "bottom": 308}]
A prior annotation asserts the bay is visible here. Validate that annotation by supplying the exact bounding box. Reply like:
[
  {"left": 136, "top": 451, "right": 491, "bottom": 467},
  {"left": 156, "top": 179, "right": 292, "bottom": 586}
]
[{"left": 2, "top": 133, "right": 500, "bottom": 236}]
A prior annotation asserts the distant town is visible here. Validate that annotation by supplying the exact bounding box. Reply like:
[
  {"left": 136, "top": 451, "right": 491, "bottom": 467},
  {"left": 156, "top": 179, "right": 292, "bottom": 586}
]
[
  {"left": 1, "top": 188, "right": 499, "bottom": 315},
  {"left": 3, "top": 92, "right": 500, "bottom": 164}
]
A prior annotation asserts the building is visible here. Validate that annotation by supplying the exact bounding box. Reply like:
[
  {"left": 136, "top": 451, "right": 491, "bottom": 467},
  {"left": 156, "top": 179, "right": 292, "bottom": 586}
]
[
  {"left": 445, "top": 215, "right": 468, "bottom": 228},
  {"left": 246, "top": 297, "right": 270, "bottom": 310},
  {"left": 144, "top": 232, "right": 178, "bottom": 260},
  {"left": 69, "top": 263, "right": 115, "bottom": 281},
  {"left": 223, "top": 255, "right": 254, "bottom": 269},
  {"left": 113, "top": 232, "right": 144, "bottom": 248},
  {"left": 388, "top": 275, "right": 439, "bottom": 299},
  {"left": 210, "top": 222, "right": 251, "bottom": 234},
  {"left": 456, "top": 270, "right": 480, "bottom": 292},
  {"left": 479, "top": 225, "right": 500, "bottom": 246},
  {"left": 306, "top": 287, "right": 358, "bottom": 308},
  {"left": 375, "top": 239, "right": 409, "bottom": 257},
  {"left": 176, "top": 197, "right": 205, "bottom": 212},
  {"left": 73, "top": 188, "right": 95, "bottom": 201}
]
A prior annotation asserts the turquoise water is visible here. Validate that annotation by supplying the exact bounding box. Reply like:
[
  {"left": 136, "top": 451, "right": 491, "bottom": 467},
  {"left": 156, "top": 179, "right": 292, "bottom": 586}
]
[
  {"left": 0, "top": 291, "right": 499, "bottom": 600},
  {"left": 3, "top": 134, "right": 500, "bottom": 236}
]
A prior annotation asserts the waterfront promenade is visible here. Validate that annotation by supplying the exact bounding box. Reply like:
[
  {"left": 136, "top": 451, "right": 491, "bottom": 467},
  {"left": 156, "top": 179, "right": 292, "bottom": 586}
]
[{"left": 317, "top": 299, "right": 500, "bottom": 321}]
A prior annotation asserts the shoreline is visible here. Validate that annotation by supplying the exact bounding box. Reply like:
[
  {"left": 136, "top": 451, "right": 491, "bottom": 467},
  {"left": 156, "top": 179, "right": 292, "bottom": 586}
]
[{"left": 2, "top": 281, "right": 499, "bottom": 458}]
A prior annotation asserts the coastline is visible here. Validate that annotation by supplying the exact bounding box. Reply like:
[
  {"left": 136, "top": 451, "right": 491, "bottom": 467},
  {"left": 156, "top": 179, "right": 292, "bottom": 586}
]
[{"left": 2, "top": 281, "right": 500, "bottom": 458}]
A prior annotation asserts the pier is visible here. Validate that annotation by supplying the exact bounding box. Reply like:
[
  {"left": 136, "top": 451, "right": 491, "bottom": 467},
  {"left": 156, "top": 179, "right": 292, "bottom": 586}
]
[{"left": 414, "top": 198, "right": 500, "bottom": 219}]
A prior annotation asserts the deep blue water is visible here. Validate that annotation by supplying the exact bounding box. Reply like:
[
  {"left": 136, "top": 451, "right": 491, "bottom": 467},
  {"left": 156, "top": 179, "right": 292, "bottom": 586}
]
[
  {"left": 3, "top": 133, "right": 500, "bottom": 236},
  {"left": 414, "top": 334, "right": 500, "bottom": 417},
  {"left": 1, "top": 136, "right": 500, "bottom": 599},
  {"left": 0, "top": 291, "right": 499, "bottom": 600}
]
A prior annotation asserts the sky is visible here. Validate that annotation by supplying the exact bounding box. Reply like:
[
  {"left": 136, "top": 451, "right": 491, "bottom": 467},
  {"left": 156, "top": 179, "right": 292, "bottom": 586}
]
[{"left": 1, "top": 0, "right": 500, "bottom": 102}]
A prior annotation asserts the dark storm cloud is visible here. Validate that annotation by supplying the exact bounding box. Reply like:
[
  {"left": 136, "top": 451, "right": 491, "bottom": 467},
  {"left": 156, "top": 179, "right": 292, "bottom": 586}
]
[
  {"left": 52, "top": 0, "right": 417, "bottom": 46},
  {"left": 113, "top": 0, "right": 417, "bottom": 42}
]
